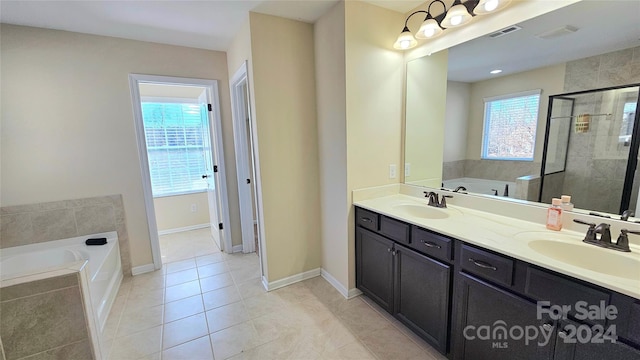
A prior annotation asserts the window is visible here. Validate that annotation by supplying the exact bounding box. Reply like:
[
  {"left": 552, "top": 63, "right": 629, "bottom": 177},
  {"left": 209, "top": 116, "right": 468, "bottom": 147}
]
[
  {"left": 481, "top": 90, "right": 541, "bottom": 161},
  {"left": 141, "top": 101, "right": 208, "bottom": 197},
  {"left": 619, "top": 101, "right": 637, "bottom": 145}
]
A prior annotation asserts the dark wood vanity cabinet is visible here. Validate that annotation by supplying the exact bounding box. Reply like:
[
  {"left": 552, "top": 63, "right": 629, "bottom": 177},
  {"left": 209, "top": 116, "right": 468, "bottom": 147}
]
[
  {"left": 452, "top": 272, "right": 555, "bottom": 360},
  {"left": 395, "top": 243, "right": 451, "bottom": 352},
  {"left": 354, "top": 206, "right": 640, "bottom": 360},
  {"left": 355, "top": 227, "right": 395, "bottom": 312},
  {"left": 355, "top": 207, "right": 452, "bottom": 353}
]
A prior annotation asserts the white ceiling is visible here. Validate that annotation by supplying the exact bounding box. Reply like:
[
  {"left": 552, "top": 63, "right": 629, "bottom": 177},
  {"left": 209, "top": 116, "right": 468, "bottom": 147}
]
[
  {"left": 0, "top": 0, "right": 347, "bottom": 51},
  {"left": 447, "top": 0, "right": 640, "bottom": 83}
]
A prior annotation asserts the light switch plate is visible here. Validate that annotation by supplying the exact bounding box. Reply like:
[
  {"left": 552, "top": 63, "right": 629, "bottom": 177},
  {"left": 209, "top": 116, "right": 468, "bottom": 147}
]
[{"left": 389, "top": 164, "right": 397, "bottom": 179}]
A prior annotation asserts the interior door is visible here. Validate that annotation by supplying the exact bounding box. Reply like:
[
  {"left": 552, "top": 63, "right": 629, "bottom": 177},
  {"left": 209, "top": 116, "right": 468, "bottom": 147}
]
[{"left": 199, "top": 90, "right": 222, "bottom": 250}]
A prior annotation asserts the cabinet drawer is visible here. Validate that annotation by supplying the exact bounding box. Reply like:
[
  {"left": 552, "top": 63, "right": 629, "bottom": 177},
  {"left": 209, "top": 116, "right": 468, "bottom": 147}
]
[
  {"left": 460, "top": 245, "right": 514, "bottom": 287},
  {"left": 410, "top": 226, "right": 452, "bottom": 262},
  {"left": 524, "top": 266, "right": 610, "bottom": 325},
  {"left": 356, "top": 207, "right": 379, "bottom": 232},
  {"left": 380, "top": 216, "right": 411, "bottom": 245}
]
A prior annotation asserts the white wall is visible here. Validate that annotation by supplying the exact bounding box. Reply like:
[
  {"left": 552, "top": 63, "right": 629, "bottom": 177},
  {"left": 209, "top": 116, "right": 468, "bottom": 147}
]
[
  {"left": 315, "top": 1, "right": 349, "bottom": 290},
  {"left": 0, "top": 25, "right": 238, "bottom": 267}
]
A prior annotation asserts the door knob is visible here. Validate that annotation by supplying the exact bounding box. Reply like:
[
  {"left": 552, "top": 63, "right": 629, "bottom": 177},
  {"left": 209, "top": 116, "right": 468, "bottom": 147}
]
[{"left": 202, "top": 174, "right": 211, "bottom": 179}]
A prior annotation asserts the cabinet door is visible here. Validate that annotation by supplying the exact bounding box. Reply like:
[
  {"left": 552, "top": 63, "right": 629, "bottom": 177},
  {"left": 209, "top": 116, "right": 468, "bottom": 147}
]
[
  {"left": 453, "top": 272, "right": 554, "bottom": 360},
  {"left": 554, "top": 319, "right": 640, "bottom": 360},
  {"left": 394, "top": 244, "right": 451, "bottom": 353},
  {"left": 356, "top": 227, "right": 394, "bottom": 312}
]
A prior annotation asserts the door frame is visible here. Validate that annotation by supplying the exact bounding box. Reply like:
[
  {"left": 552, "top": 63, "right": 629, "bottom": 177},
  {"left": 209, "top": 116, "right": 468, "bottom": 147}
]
[
  {"left": 129, "top": 74, "right": 233, "bottom": 270},
  {"left": 230, "top": 62, "right": 257, "bottom": 254}
]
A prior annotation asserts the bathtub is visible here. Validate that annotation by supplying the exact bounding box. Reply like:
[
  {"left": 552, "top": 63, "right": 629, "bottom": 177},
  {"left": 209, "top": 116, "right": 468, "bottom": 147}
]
[
  {"left": 443, "top": 177, "right": 516, "bottom": 198},
  {"left": 0, "top": 231, "right": 122, "bottom": 332}
]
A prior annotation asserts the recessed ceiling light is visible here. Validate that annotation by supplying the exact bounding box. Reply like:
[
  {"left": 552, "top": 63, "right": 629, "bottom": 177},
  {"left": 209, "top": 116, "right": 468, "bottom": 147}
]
[{"left": 490, "top": 69, "right": 503, "bottom": 74}]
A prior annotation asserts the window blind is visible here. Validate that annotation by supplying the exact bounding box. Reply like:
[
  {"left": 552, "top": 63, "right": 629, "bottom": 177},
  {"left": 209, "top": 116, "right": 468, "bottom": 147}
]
[
  {"left": 141, "top": 102, "right": 208, "bottom": 197},
  {"left": 482, "top": 91, "right": 541, "bottom": 161}
]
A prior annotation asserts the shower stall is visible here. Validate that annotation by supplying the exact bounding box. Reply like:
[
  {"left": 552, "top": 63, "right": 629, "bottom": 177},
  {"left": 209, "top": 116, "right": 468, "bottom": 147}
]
[{"left": 540, "top": 83, "right": 640, "bottom": 215}]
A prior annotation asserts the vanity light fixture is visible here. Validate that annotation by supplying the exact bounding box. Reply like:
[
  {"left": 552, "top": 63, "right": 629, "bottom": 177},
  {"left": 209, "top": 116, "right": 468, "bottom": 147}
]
[
  {"left": 441, "top": 0, "right": 474, "bottom": 28},
  {"left": 393, "top": 0, "right": 511, "bottom": 50},
  {"left": 473, "top": 0, "right": 512, "bottom": 15}
]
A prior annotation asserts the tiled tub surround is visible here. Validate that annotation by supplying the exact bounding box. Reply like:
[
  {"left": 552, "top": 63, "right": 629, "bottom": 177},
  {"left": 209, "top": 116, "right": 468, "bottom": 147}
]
[
  {"left": 0, "top": 232, "right": 123, "bottom": 360},
  {"left": 0, "top": 195, "right": 131, "bottom": 275},
  {"left": 353, "top": 184, "right": 640, "bottom": 299},
  {"left": 0, "top": 269, "right": 100, "bottom": 360}
]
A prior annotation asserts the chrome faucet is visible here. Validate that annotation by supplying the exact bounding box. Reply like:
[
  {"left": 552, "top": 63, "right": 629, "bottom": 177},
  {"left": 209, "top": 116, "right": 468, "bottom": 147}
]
[{"left": 424, "top": 191, "right": 452, "bottom": 208}]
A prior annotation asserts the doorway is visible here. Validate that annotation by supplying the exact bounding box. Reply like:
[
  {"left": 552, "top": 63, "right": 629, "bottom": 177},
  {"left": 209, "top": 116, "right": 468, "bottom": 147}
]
[
  {"left": 230, "top": 63, "right": 261, "bottom": 256},
  {"left": 129, "top": 74, "right": 232, "bottom": 271}
]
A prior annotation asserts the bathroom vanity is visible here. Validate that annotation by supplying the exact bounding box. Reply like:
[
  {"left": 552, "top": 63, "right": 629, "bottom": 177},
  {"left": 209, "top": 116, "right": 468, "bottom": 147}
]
[{"left": 354, "top": 192, "right": 640, "bottom": 360}]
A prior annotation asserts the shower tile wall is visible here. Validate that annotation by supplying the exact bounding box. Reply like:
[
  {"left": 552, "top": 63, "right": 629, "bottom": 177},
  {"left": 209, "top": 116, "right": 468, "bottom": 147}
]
[
  {"left": 0, "top": 195, "right": 131, "bottom": 276},
  {"left": 562, "top": 47, "right": 640, "bottom": 213},
  {"left": 564, "top": 46, "right": 640, "bottom": 93}
]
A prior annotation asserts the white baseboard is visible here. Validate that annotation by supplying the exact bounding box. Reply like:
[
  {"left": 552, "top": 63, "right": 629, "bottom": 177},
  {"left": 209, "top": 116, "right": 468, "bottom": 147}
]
[
  {"left": 157, "top": 223, "right": 209, "bottom": 236},
  {"left": 320, "top": 268, "right": 362, "bottom": 299},
  {"left": 232, "top": 245, "right": 243, "bottom": 253},
  {"left": 262, "top": 268, "right": 321, "bottom": 291},
  {"left": 348, "top": 288, "right": 363, "bottom": 299},
  {"left": 131, "top": 263, "right": 156, "bottom": 276}
]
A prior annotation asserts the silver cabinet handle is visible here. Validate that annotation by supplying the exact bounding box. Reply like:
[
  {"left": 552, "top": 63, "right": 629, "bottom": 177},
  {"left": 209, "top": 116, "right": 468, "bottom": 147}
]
[
  {"left": 468, "top": 258, "right": 497, "bottom": 271},
  {"left": 361, "top": 217, "right": 372, "bottom": 223},
  {"left": 422, "top": 241, "right": 441, "bottom": 249}
]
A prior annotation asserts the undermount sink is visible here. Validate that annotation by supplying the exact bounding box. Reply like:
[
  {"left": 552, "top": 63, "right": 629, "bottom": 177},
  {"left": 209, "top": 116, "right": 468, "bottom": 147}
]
[
  {"left": 391, "top": 203, "right": 459, "bottom": 220},
  {"left": 523, "top": 237, "right": 640, "bottom": 280}
]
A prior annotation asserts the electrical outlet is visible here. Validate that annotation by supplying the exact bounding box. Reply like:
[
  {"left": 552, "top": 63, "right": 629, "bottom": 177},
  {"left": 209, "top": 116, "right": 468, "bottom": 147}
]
[
  {"left": 191, "top": 204, "right": 197, "bottom": 212},
  {"left": 389, "top": 164, "right": 397, "bottom": 179},
  {"left": 405, "top": 163, "right": 411, "bottom": 177}
]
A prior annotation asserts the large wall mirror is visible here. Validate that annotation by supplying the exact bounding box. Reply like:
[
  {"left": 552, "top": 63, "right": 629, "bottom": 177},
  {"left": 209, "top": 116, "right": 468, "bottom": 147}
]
[{"left": 405, "top": 0, "right": 640, "bottom": 217}]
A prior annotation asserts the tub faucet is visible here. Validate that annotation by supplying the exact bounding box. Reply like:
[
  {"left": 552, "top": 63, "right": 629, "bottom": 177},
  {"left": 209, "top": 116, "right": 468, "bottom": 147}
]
[
  {"left": 621, "top": 210, "right": 635, "bottom": 221},
  {"left": 453, "top": 186, "right": 467, "bottom": 193}
]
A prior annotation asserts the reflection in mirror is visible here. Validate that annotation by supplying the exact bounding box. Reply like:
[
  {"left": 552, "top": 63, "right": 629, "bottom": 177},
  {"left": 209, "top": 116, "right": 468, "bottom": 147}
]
[
  {"left": 404, "top": 0, "right": 640, "bottom": 216},
  {"left": 541, "top": 85, "right": 640, "bottom": 215}
]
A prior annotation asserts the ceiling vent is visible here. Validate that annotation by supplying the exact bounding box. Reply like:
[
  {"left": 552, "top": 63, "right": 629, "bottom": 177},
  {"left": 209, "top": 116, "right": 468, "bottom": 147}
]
[
  {"left": 535, "top": 25, "right": 579, "bottom": 39},
  {"left": 488, "top": 25, "right": 522, "bottom": 38}
]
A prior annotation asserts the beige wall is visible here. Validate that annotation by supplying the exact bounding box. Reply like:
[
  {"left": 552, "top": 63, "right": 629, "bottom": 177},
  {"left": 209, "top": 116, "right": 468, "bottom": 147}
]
[
  {"left": 153, "top": 193, "right": 210, "bottom": 231},
  {"left": 444, "top": 81, "right": 471, "bottom": 162},
  {"left": 248, "top": 13, "right": 322, "bottom": 282},
  {"left": 0, "top": 25, "right": 238, "bottom": 267},
  {"left": 466, "top": 63, "right": 566, "bottom": 161},
  {"left": 315, "top": 2, "right": 349, "bottom": 289},
  {"left": 345, "top": 1, "right": 405, "bottom": 288},
  {"left": 405, "top": 50, "right": 449, "bottom": 187}
]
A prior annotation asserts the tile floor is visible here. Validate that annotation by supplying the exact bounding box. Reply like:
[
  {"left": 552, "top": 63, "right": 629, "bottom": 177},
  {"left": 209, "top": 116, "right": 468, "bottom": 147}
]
[{"left": 101, "top": 228, "right": 446, "bottom": 360}]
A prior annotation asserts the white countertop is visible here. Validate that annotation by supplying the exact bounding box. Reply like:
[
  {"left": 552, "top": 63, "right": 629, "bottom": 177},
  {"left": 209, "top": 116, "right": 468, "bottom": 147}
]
[{"left": 354, "top": 193, "right": 640, "bottom": 300}]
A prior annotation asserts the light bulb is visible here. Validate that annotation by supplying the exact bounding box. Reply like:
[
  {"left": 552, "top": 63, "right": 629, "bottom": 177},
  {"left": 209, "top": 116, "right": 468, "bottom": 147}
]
[
  {"left": 424, "top": 28, "right": 435, "bottom": 37},
  {"left": 485, "top": 0, "right": 499, "bottom": 12},
  {"left": 451, "top": 15, "right": 462, "bottom": 26},
  {"left": 400, "top": 40, "right": 411, "bottom": 49}
]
